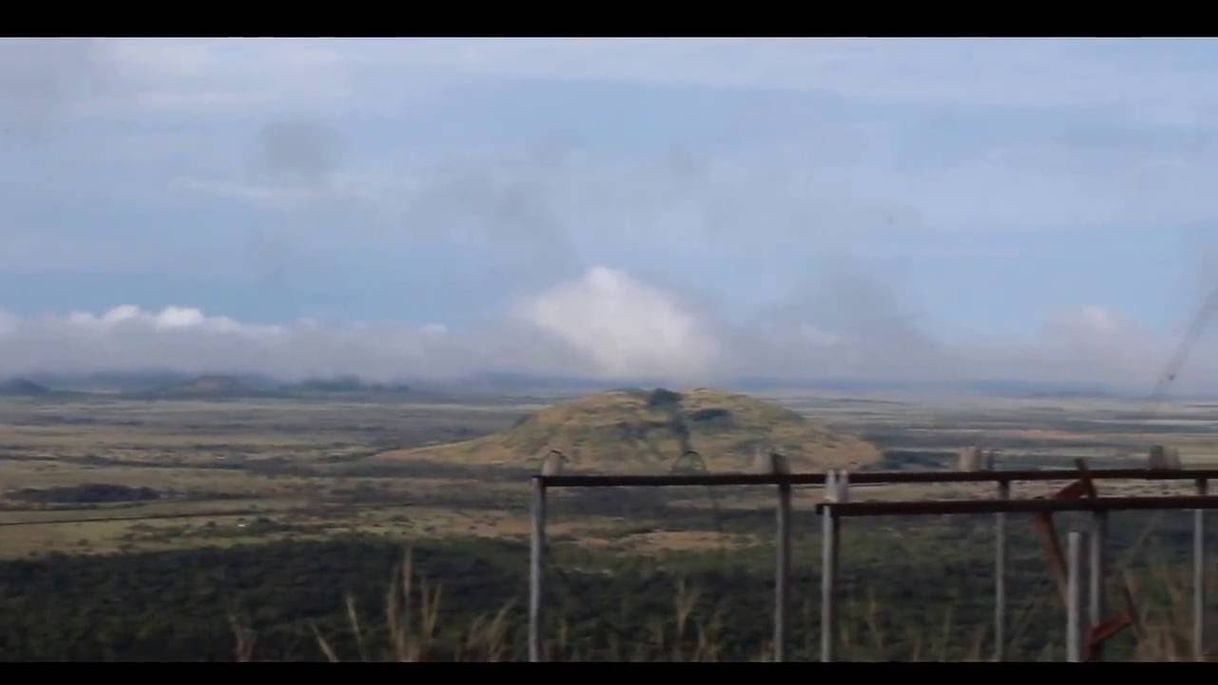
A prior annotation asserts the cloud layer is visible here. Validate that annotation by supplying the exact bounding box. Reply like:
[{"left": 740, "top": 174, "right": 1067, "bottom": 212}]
[{"left": 1, "top": 266, "right": 1209, "bottom": 392}]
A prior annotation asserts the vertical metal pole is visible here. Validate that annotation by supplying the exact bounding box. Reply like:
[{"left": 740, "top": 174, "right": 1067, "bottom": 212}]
[
  {"left": 1068, "top": 531, "right": 1083, "bottom": 663},
  {"left": 821, "top": 505, "right": 839, "bottom": 662},
  {"left": 995, "top": 480, "right": 1009, "bottom": 662},
  {"left": 529, "top": 477, "right": 546, "bottom": 662},
  {"left": 1089, "top": 510, "right": 1107, "bottom": 661},
  {"left": 1196, "top": 478, "right": 1208, "bottom": 662},
  {"left": 774, "top": 481, "right": 791, "bottom": 662}
]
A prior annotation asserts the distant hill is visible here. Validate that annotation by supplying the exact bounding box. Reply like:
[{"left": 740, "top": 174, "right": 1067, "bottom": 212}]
[
  {"left": 370, "top": 387, "right": 881, "bottom": 474},
  {"left": 123, "top": 374, "right": 416, "bottom": 400},
  {"left": 0, "top": 378, "right": 53, "bottom": 397},
  {"left": 730, "top": 376, "right": 1118, "bottom": 398},
  {"left": 25, "top": 370, "right": 193, "bottom": 394},
  {"left": 285, "top": 376, "right": 412, "bottom": 396},
  {"left": 132, "top": 375, "right": 268, "bottom": 399}
]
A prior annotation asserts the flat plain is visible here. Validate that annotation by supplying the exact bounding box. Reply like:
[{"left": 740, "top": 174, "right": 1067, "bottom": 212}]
[{"left": 0, "top": 388, "right": 1213, "bottom": 660}]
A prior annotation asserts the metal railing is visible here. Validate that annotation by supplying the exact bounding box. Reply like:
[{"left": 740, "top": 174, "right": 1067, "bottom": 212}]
[{"left": 528, "top": 467, "right": 1218, "bottom": 662}]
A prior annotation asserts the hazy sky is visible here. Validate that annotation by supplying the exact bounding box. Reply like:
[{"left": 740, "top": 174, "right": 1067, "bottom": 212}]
[{"left": 5, "top": 38, "right": 1218, "bottom": 389}]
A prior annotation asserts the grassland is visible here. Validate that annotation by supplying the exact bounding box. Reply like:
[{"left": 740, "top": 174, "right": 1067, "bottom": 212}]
[{"left": 1, "top": 387, "right": 1216, "bottom": 660}]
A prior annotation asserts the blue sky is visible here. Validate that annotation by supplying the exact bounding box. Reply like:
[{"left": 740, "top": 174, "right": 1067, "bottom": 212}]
[{"left": 4, "top": 38, "right": 1218, "bottom": 388}]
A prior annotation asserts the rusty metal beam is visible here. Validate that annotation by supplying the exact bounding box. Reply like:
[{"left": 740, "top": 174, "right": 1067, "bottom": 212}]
[
  {"left": 539, "top": 468, "right": 1218, "bottom": 488},
  {"left": 815, "top": 495, "right": 1218, "bottom": 517},
  {"left": 1086, "top": 612, "right": 1133, "bottom": 661},
  {"left": 1034, "top": 511, "right": 1069, "bottom": 606},
  {"left": 1033, "top": 466, "right": 1099, "bottom": 610}
]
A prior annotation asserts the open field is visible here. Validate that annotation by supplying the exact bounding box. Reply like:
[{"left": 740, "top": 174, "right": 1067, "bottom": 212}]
[{"left": 0, "top": 389, "right": 1216, "bottom": 660}]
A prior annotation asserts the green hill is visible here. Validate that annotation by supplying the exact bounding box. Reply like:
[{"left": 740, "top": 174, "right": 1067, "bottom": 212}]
[{"left": 370, "top": 387, "right": 880, "bottom": 473}]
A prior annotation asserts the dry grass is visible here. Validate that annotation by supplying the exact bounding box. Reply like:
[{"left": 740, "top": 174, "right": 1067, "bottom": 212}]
[
  {"left": 307, "top": 549, "right": 481, "bottom": 662},
  {"left": 267, "top": 550, "right": 1212, "bottom": 662},
  {"left": 294, "top": 550, "right": 753, "bottom": 663},
  {"left": 1126, "top": 564, "right": 1211, "bottom": 662}
]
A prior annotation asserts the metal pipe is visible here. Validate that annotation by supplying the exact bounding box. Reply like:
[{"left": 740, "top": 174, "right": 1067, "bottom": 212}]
[
  {"left": 1197, "top": 478, "right": 1208, "bottom": 662},
  {"left": 1090, "top": 510, "right": 1107, "bottom": 661},
  {"left": 821, "top": 505, "right": 839, "bottom": 663},
  {"left": 774, "top": 482, "right": 791, "bottom": 662},
  {"left": 995, "top": 480, "right": 1010, "bottom": 661},
  {"left": 529, "top": 477, "right": 546, "bottom": 662},
  {"left": 1068, "top": 531, "right": 1083, "bottom": 662}
]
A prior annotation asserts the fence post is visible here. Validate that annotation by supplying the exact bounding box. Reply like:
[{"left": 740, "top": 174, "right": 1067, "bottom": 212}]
[
  {"left": 995, "top": 479, "right": 1010, "bottom": 661},
  {"left": 1090, "top": 510, "right": 1107, "bottom": 660},
  {"left": 821, "top": 470, "right": 846, "bottom": 662},
  {"left": 529, "top": 476, "right": 546, "bottom": 662},
  {"left": 775, "top": 478, "right": 791, "bottom": 662},
  {"left": 1196, "top": 478, "right": 1208, "bottom": 662},
  {"left": 1068, "top": 531, "right": 1083, "bottom": 662},
  {"left": 821, "top": 503, "right": 839, "bottom": 663}
]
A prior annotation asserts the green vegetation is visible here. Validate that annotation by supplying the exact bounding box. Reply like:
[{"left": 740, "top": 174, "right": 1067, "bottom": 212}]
[
  {"left": 10, "top": 484, "right": 162, "bottom": 504},
  {"left": 0, "top": 387, "right": 1215, "bottom": 660},
  {"left": 0, "top": 515, "right": 1206, "bottom": 661}
]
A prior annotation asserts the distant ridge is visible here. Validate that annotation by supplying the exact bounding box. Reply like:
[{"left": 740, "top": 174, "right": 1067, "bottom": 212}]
[
  {"left": 99, "top": 373, "right": 416, "bottom": 400},
  {"left": 0, "top": 378, "right": 53, "bottom": 397},
  {"left": 285, "top": 376, "right": 412, "bottom": 396},
  {"left": 2, "top": 369, "right": 1156, "bottom": 401},
  {"left": 131, "top": 375, "right": 268, "bottom": 399},
  {"left": 729, "top": 376, "right": 1118, "bottom": 398}
]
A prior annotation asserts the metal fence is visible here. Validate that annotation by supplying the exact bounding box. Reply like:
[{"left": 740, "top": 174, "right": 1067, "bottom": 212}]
[{"left": 528, "top": 468, "right": 1218, "bottom": 662}]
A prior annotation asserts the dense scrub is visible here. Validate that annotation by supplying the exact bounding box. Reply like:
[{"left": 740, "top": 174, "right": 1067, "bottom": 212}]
[{"left": 0, "top": 513, "right": 1202, "bottom": 661}]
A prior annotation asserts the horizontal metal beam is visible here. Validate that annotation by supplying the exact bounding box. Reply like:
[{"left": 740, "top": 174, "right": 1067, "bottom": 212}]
[
  {"left": 815, "top": 495, "right": 1218, "bottom": 517},
  {"left": 537, "top": 469, "right": 1218, "bottom": 489},
  {"left": 0, "top": 505, "right": 366, "bottom": 528}
]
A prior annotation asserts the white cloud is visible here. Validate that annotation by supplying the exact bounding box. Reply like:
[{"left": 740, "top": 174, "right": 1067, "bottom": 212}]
[
  {"left": 950, "top": 304, "right": 1171, "bottom": 389},
  {"left": 517, "top": 266, "right": 719, "bottom": 382},
  {"left": 0, "top": 300, "right": 598, "bottom": 383},
  {"left": 59, "top": 305, "right": 278, "bottom": 337},
  {"left": 1048, "top": 305, "right": 1126, "bottom": 339}
]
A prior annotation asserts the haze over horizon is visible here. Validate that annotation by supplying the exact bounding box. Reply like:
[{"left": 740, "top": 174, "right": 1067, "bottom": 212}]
[{"left": 6, "top": 38, "right": 1218, "bottom": 391}]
